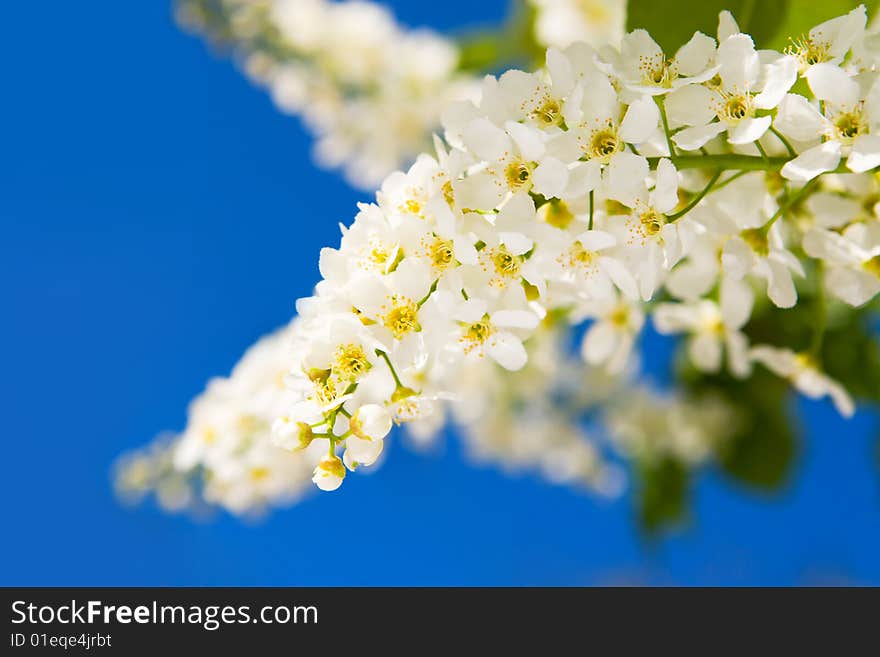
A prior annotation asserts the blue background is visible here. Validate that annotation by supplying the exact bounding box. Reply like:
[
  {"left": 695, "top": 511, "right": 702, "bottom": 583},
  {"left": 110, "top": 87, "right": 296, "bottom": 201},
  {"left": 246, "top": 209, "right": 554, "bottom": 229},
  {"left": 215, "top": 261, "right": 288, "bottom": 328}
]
[{"left": 2, "top": 0, "right": 878, "bottom": 585}]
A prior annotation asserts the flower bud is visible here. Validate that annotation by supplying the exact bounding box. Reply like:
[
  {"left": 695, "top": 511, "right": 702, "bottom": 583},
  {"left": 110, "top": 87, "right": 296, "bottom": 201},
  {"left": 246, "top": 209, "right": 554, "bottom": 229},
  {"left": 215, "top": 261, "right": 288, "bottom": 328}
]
[
  {"left": 349, "top": 404, "right": 392, "bottom": 441},
  {"left": 312, "top": 454, "right": 345, "bottom": 491},
  {"left": 272, "top": 418, "right": 315, "bottom": 452},
  {"left": 343, "top": 436, "right": 384, "bottom": 468}
]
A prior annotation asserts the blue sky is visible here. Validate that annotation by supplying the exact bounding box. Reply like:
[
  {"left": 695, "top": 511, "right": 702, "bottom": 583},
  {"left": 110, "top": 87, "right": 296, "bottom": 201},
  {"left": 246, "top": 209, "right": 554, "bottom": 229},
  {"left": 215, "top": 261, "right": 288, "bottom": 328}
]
[{"left": 1, "top": 0, "right": 878, "bottom": 585}]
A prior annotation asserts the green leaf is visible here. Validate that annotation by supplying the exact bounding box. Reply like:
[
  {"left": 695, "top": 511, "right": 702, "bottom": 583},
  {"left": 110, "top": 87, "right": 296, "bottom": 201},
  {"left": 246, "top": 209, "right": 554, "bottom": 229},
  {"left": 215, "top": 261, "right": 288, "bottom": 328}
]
[
  {"left": 680, "top": 361, "right": 798, "bottom": 490},
  {"left": 625, "top": 0, "right": 787, "bottom": 53},
  {"left": 636, "top": 457, "right": 689, "bottom": 533}
]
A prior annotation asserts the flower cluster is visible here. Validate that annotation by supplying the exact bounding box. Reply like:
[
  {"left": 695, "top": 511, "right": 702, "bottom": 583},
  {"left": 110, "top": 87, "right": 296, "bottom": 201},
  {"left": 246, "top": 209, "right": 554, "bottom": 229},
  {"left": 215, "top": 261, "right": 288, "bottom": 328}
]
[
  {"left": 529, "top": 0, "right": 626, "bottom": 50},
  {"left": 176, "top": 0, "right": 478, "bottom": 188},
  {"left": 117, "top": 325, "right": 323, "bottom": 515},
  {"left": 272, "top": 6, "right": 880, "bottom": 492}
]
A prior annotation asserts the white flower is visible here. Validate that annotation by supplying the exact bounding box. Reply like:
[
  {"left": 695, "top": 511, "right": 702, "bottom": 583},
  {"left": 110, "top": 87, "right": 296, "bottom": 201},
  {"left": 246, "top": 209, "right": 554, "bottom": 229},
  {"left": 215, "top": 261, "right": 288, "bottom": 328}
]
[
  {"left": 605, "top": 155, "right": 693, "bottom": 299},
  {"left": 777, "top": 64, "right": 880, "bottom": 180},
  {"left": 653, "top": 278, "right": 753, "bottom": 377},
  {"left": 670, "top": 34, "right": 795, "bottom": 150},
  {"left": 431, "top": 293, "right": 540, "bottom": 371},
  {"left": 530, "top": 0, "right": 626, "bottom": 50},
  {"left": 803, "top": 223, "right": 880, "bottom": 306},
  {"left": 606, "top": 28, "right": 718, "bottom": 96},
  {"left": 349, "top": 404, "right": 393, "bottom": 441},
  {"left": 312, "top": 454, "right": 346, "bottom": 491},
  {"left": 722, "top": 224, "right": 804, "bottom": 308},
  {"left": 784, "top": 6, "right": 867, "bottom": 74},
  {"left": 578, "top": 294, "right": 644, "bottom": 373},
  {"left": 750, "top": 345, "right": 855, "bottom": 417}
]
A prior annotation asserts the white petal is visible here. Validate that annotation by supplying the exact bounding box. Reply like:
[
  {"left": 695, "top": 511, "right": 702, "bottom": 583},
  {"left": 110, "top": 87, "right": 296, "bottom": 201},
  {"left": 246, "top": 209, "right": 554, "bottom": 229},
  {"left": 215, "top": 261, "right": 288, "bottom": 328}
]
[
  {"left": 725, "top": 330, "right": 752, "bottom": 378},
  {"left": 812, "top": 6, "right": 867, "bottom": 59},
  {"left": 727, "top": 116, "right": 771, "bottom": 145},
  {"left": 675, "top": 31, "right": 716, "bottom": 77},
  {"left": 498, "top": 231, "right": 533, "bottom": 256},
  {"left": 664, "top": 85, "right": 716, "bottom": 127},
  {"left": 581, "top": 321, "right": 619, "bottom": 365},
  {"left": 454, "top": 298, "right": 487, "bottom": 323},
  {"left": 619, "top": 96, "right": 660, "bottom": 144},
  {"left": 546, "top": 47, "right": 574, "bottom": 95},
  {"left": 717, "top": 11, "right": 740, "bottom": 42},
  {"left": 491, "top": 309, "right": 540, "bottom": 330},
  {"left": 826, "top": 380, "right": 855, "bottom": 418},
  {"left": 576, "top": 229, "right": 616, "bottom": 251},
  {"left": 689, "top": 333, "right": 722, "bottom": 372},
  {"left": 462, "top": 117, "right": 510, "bottom": 162},
  {"left": 486, "top": 332, "right": 528, "bottom": 370},
  {"left": 825, "top": 266, "right": 880, "bottom": 307},
  {"left": 506, "top": 121, "right": 545, "bottom": 161},
  {"left": 806, "top": 63, "right": 859, "bottom": 105},
  {"left": 750, "top": 345, "right": 796, "bottom": 377},
  {"left": 781, "top": 141, "right": 841, "bottom": 182},
  {"left": 721, "top": 237, "right": 753, "bottom": 279},
  {"left": 562, "top": 160, "right": 602, "bottom": 198},
  {"left": 773, "top": 94, "right": 828, "bottom": 142},
  {"left": 846, "top": 134, "right": 880, "bottom": 173},
  {"left": 604, "top": 152, "right": 649, "bottom": 207},
  {"left": 754, "top": 56, "right": 797, "bottom": 109},
  {"left": 717, "top": 34, "right": 760, "bottom": 90},
  {"left": 765, "top": 258, "right": 798, "bottom": 308},
  {"left": 652, "top": 158, "right": 680, "bottom": 213},
  {"left": 531, "top": 157, "right": 570, "bottom": 198},
  {"left": 672, "top": 122, "right": 727, "bottom": 150},
  {"left": 720, "top": 276, "right": 754, "bottom": 329},
  {"left": 599, "top": 256, "right": 640, "bottom": 300},
  {"left": 454, "top": 172, "right": 504, "bottom": 211}
]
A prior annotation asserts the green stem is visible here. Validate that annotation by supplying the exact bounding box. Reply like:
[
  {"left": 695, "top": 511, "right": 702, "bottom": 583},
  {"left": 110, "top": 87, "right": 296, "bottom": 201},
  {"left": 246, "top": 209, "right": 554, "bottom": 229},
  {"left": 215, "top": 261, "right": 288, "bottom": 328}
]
[
  {"left": 376, "top": 349, "right": 403, "bottom": 388},
  {"left": 810, "top": 262, "right": 827, "bottom": 359},
  {"left": 646, "top": 154, "right": 859, "bottom": 174},
  {"left": 711, "top": 169, "right": 751, "bottom": 192},
  {"left": 769, "top": 126, "right": 796, "bottom": 158},
  {"left": 762, "top": 179, "right": 818, "bottom": 231},
  {"left": 667, "top": 169, "right": 722, "bottom": 221},
  {"left": 755, "top": 140, "right": 769, "bottom": 161},
  {"left": 588, "top": 190, "right": 594, "bottom": 230},
  {"left": 418, "top": 279, "right": 439, "bottom": 307},
  {"left": 655, "top": 96, "right": 677, "bottom": 157}
]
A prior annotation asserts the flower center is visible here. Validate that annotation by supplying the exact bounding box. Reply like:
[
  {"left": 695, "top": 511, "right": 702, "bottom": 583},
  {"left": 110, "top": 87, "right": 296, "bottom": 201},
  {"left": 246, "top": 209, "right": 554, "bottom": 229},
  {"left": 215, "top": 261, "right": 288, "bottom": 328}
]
[
  {"left": 333, "top": 343, "right": 371, "bottom": 381},
  {"left": 491, "top": 246, "right": 521, "bottom": 278},
  {"left": 461, "top": 316, "right": 494, "bottom": 353},
  {"left": 538, "top": 199, "right": 575, "bottom": 229},
  {"left": 314, "top": 377, "right": 339, "bottom": 407},
  {"left": 641, "top": 57, "right": 676, "bottom": 87},
  {"left": 742, "top": 228, "right": 769, "bottom": 256},
  {"left": 609, "top": 305, "right": 630, "bottom": 327},
  {"left": 566, "top": 241, "right": 597, "bottom": 271},
  {"left": 505, "top": 160, "right": 534, "bottom": 190},
  {"left": 530, "top": 97, "right": 563, "bottom": 127},
  {"left": 364, "top": 238, "right": 403, "bottom": 273},
  {"left": 588, "top": 128, "right": 620, "bottom": 160},
  {"left": 442, "top": 180, "right": 455, "bottom": 206},
  {"left": 720, "top": 94, "right": 751, "bottom": 123},
  {"left": 639, "top": 209, "right": 665, "bottom": 236},
  {"left": 249, "top": 466, "right": 270, "bottom": 482},
  {"left": 428, "top": 235, "right": 455, "bottom": 272},
  {"left": 383, "top": 296, "right": 421, "bottom": 339},
  {"left": 786, "top": 36, "right": 831, "bottom": 72},
  {"left": 833, "top": 110, "right": 865, "bottom": 143},
  {"left": 400, "top": 198, "right": 423, "bottom": 216}
]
